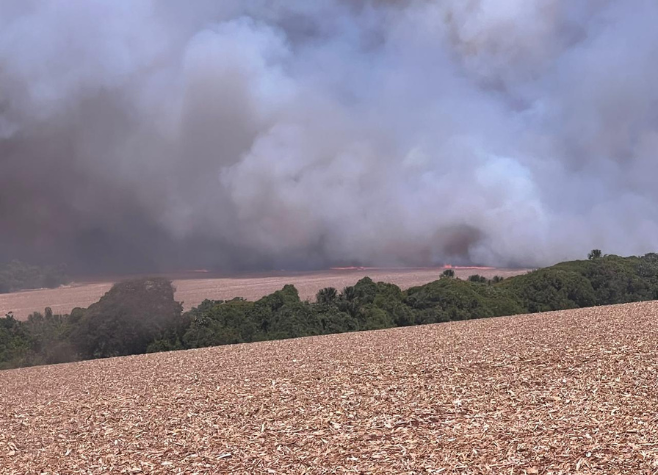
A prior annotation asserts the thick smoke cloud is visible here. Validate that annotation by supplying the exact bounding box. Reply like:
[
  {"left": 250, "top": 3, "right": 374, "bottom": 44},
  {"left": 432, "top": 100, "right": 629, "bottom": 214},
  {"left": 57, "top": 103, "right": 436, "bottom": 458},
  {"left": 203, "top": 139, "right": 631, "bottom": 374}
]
[{"left": 1, "top": 0, "right": 658, "bottom": 272}]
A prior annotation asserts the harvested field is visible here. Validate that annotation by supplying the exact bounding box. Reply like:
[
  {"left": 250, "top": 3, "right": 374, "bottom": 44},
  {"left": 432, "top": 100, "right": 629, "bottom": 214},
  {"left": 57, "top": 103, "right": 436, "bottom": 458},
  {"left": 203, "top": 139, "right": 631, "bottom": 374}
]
[
  {"left": 0, "top": 267, "right": 525, "bottom": 319},
  {"left": 1, "top": 302, "right": 658, "bottom": 473}
]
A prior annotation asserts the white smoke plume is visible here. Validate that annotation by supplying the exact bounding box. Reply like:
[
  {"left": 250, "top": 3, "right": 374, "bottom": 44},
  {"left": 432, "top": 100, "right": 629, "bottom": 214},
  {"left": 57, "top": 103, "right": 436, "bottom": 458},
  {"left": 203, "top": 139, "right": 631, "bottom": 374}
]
[{"left": 1, "top": 0, "right": 657, "bottom": 272}]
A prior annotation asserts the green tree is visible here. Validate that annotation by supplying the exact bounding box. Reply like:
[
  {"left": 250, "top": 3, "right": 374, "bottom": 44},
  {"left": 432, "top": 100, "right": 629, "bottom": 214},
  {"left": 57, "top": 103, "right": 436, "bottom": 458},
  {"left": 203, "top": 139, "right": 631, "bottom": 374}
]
[
  {"left": 71, "top": 278, "right": 183, "bottom": 358},
  {"left": 182, "top": 298, "right": 255, "bottom": 348},
  {"left": 0, "top": 313, "right": 34, "bottom": 369},
  {"left": 316, "top": 287, "right": 338, "bottom": 306},
  {"left": 588, "top": 249, "right": 603, "bottom": 260},
  {"left": 503, "top": 268, "right": 596, "bottom": 312}
]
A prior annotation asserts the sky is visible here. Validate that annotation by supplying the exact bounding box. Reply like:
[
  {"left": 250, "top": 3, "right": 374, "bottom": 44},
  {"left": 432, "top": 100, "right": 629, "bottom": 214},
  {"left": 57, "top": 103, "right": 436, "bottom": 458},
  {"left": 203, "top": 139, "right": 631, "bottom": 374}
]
[{"left": 1, "top": 0, "right": 657, "bottom": 273}]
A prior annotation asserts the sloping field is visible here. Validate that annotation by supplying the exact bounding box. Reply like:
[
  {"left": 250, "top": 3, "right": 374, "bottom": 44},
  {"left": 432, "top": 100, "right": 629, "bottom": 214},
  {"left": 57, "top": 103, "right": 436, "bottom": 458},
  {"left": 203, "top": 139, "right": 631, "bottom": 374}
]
[
  {"left": 0, "top": 267, "right": 524, "bottom": 319},
  {"left": 2, "top": 302, "right": 657, "bottom": 474}
]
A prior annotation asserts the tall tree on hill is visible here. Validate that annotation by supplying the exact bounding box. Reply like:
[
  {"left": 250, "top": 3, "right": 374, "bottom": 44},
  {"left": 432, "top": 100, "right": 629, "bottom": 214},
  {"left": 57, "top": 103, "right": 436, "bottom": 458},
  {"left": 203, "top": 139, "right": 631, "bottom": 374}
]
[{"left": 588, "top": 249, "right": 603, "bottom": 260}]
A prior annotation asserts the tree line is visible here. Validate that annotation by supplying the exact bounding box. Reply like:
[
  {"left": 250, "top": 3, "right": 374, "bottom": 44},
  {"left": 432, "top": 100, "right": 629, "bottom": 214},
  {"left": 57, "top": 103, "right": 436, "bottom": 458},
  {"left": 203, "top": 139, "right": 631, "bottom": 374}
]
[
  {"left": 2, "top": 252, "right": 658, "bottom": 370},
  {"left": 0, "top": 260, "right": 69, "bottom": 293}
]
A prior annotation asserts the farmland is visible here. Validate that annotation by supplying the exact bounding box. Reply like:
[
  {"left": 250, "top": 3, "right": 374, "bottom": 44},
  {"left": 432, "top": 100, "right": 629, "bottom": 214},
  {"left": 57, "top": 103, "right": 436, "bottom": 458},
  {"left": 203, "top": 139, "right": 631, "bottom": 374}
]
[
  {"left": 0, "top": 267, "right": 524, "bottom": 320},
  {"left": 1, "top": 301, "right": 657, "bottom": 473}
]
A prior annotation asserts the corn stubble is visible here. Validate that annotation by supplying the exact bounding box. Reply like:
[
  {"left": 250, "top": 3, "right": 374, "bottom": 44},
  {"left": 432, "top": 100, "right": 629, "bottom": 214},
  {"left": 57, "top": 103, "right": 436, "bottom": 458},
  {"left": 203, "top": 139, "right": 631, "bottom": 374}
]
[{"left": 1, "top": 301, "right": 657, "bottom": 473}]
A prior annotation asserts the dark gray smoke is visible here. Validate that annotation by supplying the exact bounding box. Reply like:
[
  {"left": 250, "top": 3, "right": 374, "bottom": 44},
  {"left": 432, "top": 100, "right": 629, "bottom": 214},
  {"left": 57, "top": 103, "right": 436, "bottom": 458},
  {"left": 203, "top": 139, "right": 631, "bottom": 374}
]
[{"left": 1, "top": 0, "right": 658, "bottom": 273}]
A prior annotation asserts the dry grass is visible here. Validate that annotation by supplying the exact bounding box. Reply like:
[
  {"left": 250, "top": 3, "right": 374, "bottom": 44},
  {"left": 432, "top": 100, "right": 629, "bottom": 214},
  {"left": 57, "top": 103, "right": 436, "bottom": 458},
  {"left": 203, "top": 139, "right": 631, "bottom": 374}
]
[
  {"left": 1, "top": 301, "right": 658, "bottom": 473},
  {"left": 0, "top": 267, "right": 525, "bottom": 320}
]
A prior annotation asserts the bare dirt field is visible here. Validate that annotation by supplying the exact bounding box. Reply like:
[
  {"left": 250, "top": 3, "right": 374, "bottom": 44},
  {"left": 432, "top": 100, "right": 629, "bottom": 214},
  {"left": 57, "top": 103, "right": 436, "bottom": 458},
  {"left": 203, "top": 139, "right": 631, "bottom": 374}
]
[
  {"left": 0, "top": 267, "right": 525, "bottom": 319},
  {"left": 1, "top": 301, "right": 657, "bottom": 473}
]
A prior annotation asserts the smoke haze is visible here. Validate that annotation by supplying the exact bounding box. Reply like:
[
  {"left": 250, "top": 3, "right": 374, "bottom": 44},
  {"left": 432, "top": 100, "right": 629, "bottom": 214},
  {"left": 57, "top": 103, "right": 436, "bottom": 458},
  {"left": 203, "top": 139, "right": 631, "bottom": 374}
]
[{"left": 1, "top": 0, "right": 657, "bottom": 272}]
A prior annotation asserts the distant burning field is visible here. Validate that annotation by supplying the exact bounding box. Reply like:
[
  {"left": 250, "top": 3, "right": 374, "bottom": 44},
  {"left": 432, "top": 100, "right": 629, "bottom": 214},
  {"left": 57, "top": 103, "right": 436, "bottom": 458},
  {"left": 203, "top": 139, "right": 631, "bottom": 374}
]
[{"left": 0, "top": 267, "right": 525, "bottom": 319}]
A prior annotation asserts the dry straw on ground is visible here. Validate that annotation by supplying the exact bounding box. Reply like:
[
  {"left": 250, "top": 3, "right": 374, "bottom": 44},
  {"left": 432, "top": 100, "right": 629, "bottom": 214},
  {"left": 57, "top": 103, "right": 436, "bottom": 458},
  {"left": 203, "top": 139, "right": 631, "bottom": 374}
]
[{"left": 1, "top": 301, "right": 657, "bottom": 474}]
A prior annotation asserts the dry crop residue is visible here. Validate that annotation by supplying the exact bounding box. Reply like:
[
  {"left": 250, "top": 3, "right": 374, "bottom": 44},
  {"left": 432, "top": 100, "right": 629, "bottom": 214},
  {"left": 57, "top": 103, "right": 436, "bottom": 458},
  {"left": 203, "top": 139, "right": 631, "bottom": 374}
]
[{"left": 1, "top": 301, "right": 657, "bottom": 473}]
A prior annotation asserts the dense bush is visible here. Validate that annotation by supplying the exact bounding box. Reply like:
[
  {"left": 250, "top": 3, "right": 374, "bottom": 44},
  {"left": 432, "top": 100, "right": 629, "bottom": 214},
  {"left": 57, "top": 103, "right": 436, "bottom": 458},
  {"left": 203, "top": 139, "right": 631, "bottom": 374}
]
[
  {"left": 501, "top": 268, "right": 597, "bottom": 312},
  {"left": 3, "top": 253, "right": 658, "bottom": 370},
  {"left": 406, "top": 278, "right": 523, "bottom": 323},
  {"left": 0, "top": 314, "right": 34, "bottom": 369}
]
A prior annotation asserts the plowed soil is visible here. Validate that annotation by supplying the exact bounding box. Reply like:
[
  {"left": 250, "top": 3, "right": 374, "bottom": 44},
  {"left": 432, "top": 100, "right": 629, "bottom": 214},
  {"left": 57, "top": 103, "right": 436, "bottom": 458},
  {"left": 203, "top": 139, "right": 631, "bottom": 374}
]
[
  {"left": 1, "top": 301, "right": 657, "bottom": 473},
  {"left": 0, "top": 267, "right": 524, "bottom": 319}
]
